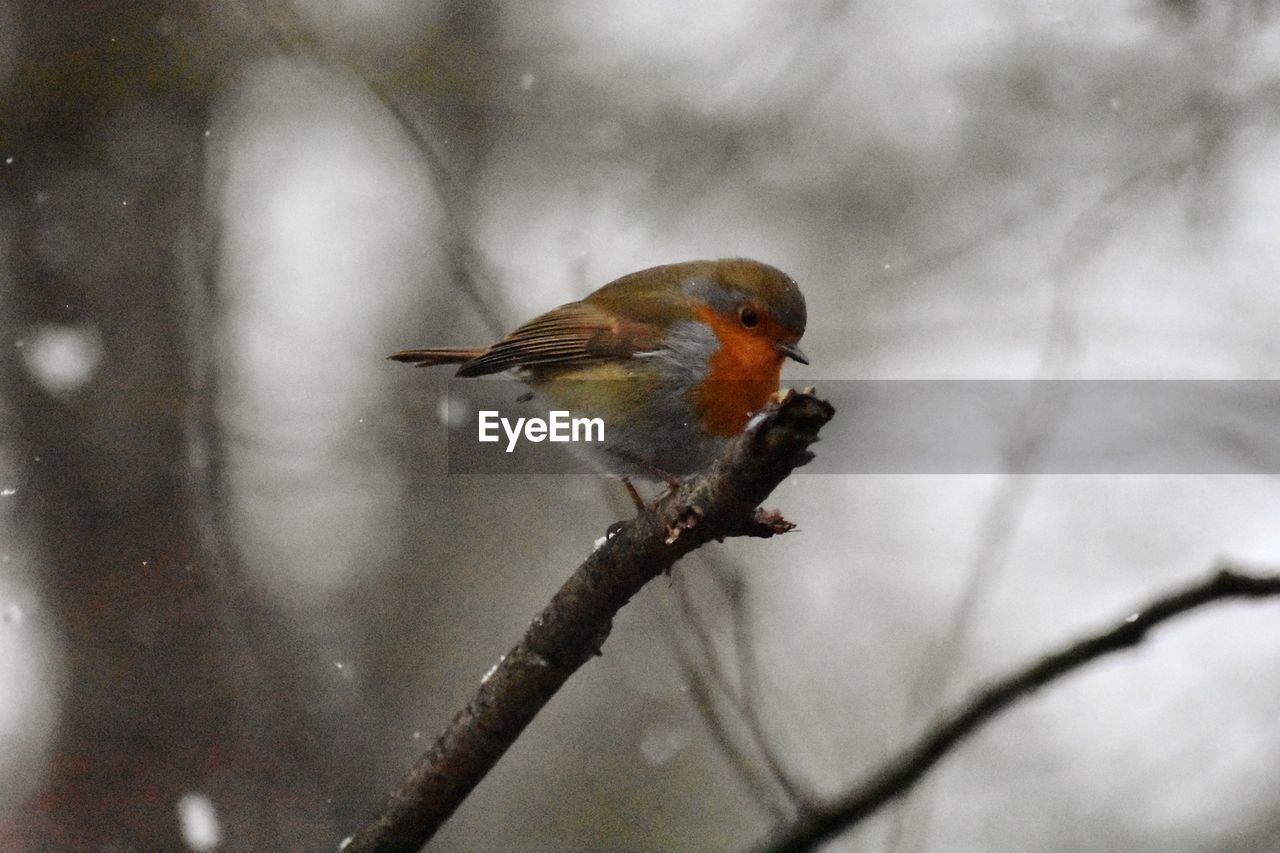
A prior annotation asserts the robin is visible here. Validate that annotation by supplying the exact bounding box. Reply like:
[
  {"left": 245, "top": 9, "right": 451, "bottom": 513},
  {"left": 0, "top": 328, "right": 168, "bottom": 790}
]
[{"left": 391, "top": 258, "right": 808, "bottom": 502}]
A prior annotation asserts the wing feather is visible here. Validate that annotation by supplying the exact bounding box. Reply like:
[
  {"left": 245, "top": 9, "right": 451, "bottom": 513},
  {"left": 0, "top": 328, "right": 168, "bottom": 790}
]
[{"left": 456, "top": 301, "right": 647, "bottom": 377}]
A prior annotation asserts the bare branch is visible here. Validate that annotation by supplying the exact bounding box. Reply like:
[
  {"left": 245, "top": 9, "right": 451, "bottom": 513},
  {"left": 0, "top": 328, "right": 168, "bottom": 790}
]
[
  {"left": 704, "top": 557, "right": 815, "bottom": 808},
  {"left": 227, "top": 0, "right": 513, "bottom": 338},
  {"left": 756, "top": 565, "right": 1280, "bottom": 853},
  {"left": 665, "top": 610, "right": 792, "bottom": 821},
  {"left": 342, "top": 389, "right": 835, "bottom": 853},
  {"left": 667, "top": 564, "right": 809, "bottom": 818},
  {"left": 887, "top": 158, "right": 1203, "bottom": 853}
]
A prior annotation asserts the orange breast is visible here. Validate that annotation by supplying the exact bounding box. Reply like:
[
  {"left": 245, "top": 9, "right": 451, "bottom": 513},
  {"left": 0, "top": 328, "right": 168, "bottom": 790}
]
[{"left": 690, "top": 304, "right": 784, "bottom": 437}]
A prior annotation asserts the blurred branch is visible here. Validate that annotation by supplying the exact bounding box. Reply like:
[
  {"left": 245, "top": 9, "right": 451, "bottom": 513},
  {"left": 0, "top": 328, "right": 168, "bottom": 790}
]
[
  {"left": 667, "top": 565, "right": 810, "bottom": 818},
  {"left": 342, "top": 390, "right": 835, "bottom": 853},
  {"left": 228, "top": 0, "right": 511, "bottom": 337},
  {"left": 756, "top": 565, "right": 1280, "bottom": 853},
  {"left": 887, "top": 158, "right": 1198, "bottom": 853},
  {"left": 722, "top": 563, "right": 815, "bottom": 808},
  {"left": 666, "top": 608, "right": 792, "bottom": 821}
]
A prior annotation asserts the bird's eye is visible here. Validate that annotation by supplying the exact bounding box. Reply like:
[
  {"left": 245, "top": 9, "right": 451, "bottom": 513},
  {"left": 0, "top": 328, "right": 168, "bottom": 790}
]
[{"left": 739, "top": 306, "right": 759, "bottom": 328}]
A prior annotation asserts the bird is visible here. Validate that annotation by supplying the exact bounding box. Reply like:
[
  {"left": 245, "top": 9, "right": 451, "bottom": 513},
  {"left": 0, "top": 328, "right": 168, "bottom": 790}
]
[{"left": 391, "top": 258, "right": 808, "bottom": 503}]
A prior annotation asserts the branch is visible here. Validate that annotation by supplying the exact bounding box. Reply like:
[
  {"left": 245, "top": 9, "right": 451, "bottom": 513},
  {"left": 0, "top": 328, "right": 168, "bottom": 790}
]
[
  {"left": 756, "top": 565, "right": 1280, "bottom": 853},
  {"left": 672, "top": 559, "right": 813, "bottom": 811},
  {"left": 343, "top": 389, "right": 835, "bottom": 853},
  {"left": 666, "top": 621, "right": 791, "bottom": 821},
  {"left": 722, "top": 562, "right": 815, "bottom": 808},
  {"left": 667, "top": 568, "right": 803, "bottom": 819}
]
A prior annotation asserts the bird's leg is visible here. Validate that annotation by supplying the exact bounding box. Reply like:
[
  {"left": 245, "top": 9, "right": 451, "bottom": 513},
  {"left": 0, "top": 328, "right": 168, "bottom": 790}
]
[
  {"left": 618, "top": 453, "right": 681, "bottom": 490},
  {"left": 604, "top": 478, "right": 646, "bottom": 540},
  {"left": 612, "top": 452, "right": 683, "bottom": 503},
  {"left": 620, "top": 477, "right": 645, "bottom": 513}
]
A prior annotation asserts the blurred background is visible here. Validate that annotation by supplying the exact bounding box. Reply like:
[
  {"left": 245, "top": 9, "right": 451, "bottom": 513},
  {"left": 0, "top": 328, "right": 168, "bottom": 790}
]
[{"left": 3, "top": 1, "right": 1280, "bottom": 850}]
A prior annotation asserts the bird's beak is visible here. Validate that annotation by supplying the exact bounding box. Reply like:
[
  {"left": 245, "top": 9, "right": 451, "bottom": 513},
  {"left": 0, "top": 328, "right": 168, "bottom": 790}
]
[{"left": 776, "top": 341, "right": 809, "bottom": 365}]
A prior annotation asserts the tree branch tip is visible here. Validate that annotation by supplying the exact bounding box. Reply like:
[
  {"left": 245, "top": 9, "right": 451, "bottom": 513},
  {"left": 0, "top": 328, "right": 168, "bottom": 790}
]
[
  {"left": 1200, "top": 562, "right": 1280, "bottom": 597},
  {"left": 771, "top": 387, "right": 796, "bottom": 405},
  {"left": 744, "top": 507, "right": 797, "bottom": 538},
  {"left": 764, "top": 388, "right": 835, "bottom": 423}
]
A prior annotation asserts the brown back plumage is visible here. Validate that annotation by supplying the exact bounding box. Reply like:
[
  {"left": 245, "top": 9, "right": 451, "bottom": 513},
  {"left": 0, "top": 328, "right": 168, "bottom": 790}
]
[
  {"left": 390, "top": 289, "right": 672, "bottom": 378},
  {"left": 451, "top": 302, "right": 629, "bottom": 377},
  {"left": 388, "top": 258, "right": 802, "bottom": 377},
  {"left": 387, "top": 301, "right": 636, "bottom": 376}
]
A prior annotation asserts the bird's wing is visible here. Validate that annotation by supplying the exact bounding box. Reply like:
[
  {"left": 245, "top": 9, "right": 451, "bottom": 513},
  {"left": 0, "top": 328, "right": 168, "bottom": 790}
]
[{"left": 456, "top": 301, "right": 655, "bottom": 377}]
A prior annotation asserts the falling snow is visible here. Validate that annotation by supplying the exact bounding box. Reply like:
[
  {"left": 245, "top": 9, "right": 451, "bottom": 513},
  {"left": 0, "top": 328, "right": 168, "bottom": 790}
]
[
  {"left": 639, "top": 725, "right": 689, "bottom": 767},
  {"left": 481, "top": 656, "right": 504, "bottom": 684},
  {"left": 436, "top": 394, "right": 469, "bottom": 430},
  {"left": 16, "top": 325, "right": 104, "bottom": 395},
  {"left": 176, "top": 793, "right": 222, "bottom": 851}
]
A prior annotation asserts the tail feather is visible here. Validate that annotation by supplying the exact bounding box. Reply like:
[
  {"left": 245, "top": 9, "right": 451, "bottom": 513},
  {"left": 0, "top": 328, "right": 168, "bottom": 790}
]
[{"left": 388, "top": 347, "right": 487, "bottom": 368}]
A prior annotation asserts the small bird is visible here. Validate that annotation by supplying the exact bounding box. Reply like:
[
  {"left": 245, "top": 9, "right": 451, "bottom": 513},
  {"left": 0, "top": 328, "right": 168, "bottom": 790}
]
[{"left": 391, "top": 258, "right": 808, "bottom": 496}]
